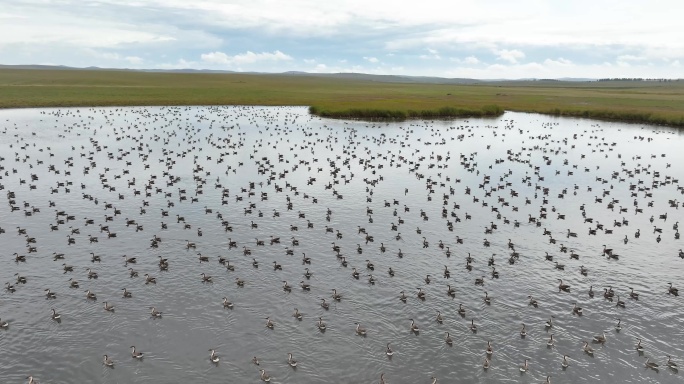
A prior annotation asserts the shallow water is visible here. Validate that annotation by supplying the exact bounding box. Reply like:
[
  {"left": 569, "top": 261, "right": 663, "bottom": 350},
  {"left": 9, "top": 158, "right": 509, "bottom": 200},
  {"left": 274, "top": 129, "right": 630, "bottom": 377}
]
[{"left": 0, "top": 106, "right": 683, "bottom": 384}]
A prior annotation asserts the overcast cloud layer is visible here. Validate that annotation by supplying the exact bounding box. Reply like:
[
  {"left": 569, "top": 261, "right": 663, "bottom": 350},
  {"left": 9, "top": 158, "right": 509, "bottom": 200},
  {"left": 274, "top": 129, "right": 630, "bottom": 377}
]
[{"left": 1, "top": 0, "right": 682, "bottom": 78}]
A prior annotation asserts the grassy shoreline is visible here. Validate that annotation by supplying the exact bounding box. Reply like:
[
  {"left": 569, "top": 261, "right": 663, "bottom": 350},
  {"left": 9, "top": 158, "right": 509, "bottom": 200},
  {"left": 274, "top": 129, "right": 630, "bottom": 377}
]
[{"left": 1, "top": 68, "right": 683, "bottom": 127}]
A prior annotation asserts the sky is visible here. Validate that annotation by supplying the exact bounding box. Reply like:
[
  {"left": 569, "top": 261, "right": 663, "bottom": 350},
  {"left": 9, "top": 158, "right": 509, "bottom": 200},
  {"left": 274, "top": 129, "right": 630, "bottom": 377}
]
[{"left": 1, "top": 0, "right": 682, "bottom": 79}]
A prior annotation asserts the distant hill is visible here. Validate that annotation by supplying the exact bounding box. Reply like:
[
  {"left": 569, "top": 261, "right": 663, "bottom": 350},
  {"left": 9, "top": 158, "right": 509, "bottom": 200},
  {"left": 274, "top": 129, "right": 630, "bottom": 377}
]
[{"left": 0, "top": 64, "right": 594, "bottom": 84}]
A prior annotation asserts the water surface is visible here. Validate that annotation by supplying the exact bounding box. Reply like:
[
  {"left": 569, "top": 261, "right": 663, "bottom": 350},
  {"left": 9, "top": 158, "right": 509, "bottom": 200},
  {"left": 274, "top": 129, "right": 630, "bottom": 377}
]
[{"left": 0, "top": 106, "right": 683, "bottom": 383}]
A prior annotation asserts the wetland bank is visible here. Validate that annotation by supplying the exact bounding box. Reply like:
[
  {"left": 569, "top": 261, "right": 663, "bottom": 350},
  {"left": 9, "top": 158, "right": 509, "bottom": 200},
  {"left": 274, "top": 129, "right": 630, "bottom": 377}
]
[{"left": 1, "top": 106, "right": 683, "bottom": 383}]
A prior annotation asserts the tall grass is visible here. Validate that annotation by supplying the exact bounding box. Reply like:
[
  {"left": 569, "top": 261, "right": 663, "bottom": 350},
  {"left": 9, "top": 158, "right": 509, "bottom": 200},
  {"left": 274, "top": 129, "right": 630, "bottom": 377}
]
[{"left": 1, "top": 69, "right": 683, "bottom": 127}]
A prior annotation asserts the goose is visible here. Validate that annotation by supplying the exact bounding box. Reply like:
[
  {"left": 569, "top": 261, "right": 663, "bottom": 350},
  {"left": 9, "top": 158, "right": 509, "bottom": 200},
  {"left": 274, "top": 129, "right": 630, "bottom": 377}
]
[
  {"left": 544, "top": 376, "right": 551, "bottom": 384},
  {"left": 458, "top": 304, "right": 466, "bottom": 316},
  {"left": 583, "top": 341, "right": 594, "bottom": 355},
  {"left": 63, "top": 264, "right": 74, "bottom": 273},
  {"left": 666, "top": 355, "right": 678, "bottom": 369},
  {"left": 615, "top": 296, "right": 626, "bottom": 308},
  {"left": 386, "top": 343, "right": 393, "bottom": 356},
  {"left": 445, "top": 332, "right": 453, "bottom": 345},
  {"left": 409, "top": 318, "right": 419, "bottom": 332},
  {"left": 103, "top": 354, "right": 114, "bottom": 367},
  {"left": 300, "top": 281, "right": 311, "bottom": 290},
  {"left": 222, "top": 297, "right": 233, "bottom": 309},
  {"left": 122, "top": 255, "right": 136, "bottom": 264},
  {"left": 293, "top": 308, "right": 303, "bottom": 320},
  {"left": 604, "top": 288, "right": 614, "bottom": 299},
  {"left": 200, "top": 273, "right": 212, "bottom": 282},
  {"left": 483, "top": 291, "right": 491, "bottom": 304},
  {"left": 545, "top": 316, "right": 554, "bottom": 328},
  {"left": 317, "top": 317, "right": 326, "bottom": 331},
  {"left": 547, "top": 334, "right": 555, "bottom": 346},
  {"left": 365, "top": 260, "right": 374, "bottom": 270},
  {"left": 579, "top": 265, "right": 588, "bottom": 276},
  {"left": 320, "top": 298, "right": 330, "bottom": 310},
  {"left": 475, "top": 276, "right": 485, "bottom": 285},
  {"left": 554, "top": 261, "right": 565, "bottom": 270},
  {"left": 483, "top": 357, "right": 490, "bottom": 369},
  {"left": 265, "top": 317, "right": 275, "bottom": 328},
  {"left": 198, "top": 253, "right": 209, "bottom": 263},
  {"left": 252, "top": 258, "right": 259, "bottom": 268},
  {"left": 528, "top": 295, "right": 538, "bottom": 307},
  {"left": 302, "top": 253, "right": 311, "bottom": 264},
  {"left": 332, "top": 289, "right": 342, "bottom": 301},
  {"left": 470, "top": 319, "right": 477, "bottom": 332},
  {"left": 51, "top": 308, "right": 61, "bottom": 320},
  {"left": 588, "top": 285, "right": 594, "bottom": 298},
  {"left": 0, "top": 318, "right": 8, "bottom": 328},
  {"left": 209, "top": 349, "right": 220, "bottom": 363},
  {"left": 103, "top": 301, "right": 115, "bottom": 312},
  {"left": 85, "top": 290, "right": 97, "bottom": 300},
  {"left": 573, "top": 302, "right": 583, "bottom": 315},
  {"left": 352, "top": 268, "right": 360, "bottom": 279},
  {"left": 491, "top": 267, "right": 499, "bottom": 279},
  {"left": 380, "top": 372, "right": 387, "bottom": 384},
  {"left": 288, "top": 352, "right": 297, "bottom": 367},
  {"left": 130, "top": 346, "right": 144, "bottom": 359},
  {"left": 259, "top": 369, "right": 271, "bottom": 382},
  {"left": 436, "top": 311, "right": 444, "bottom": 323},
  {"left": 424, "top": 274, "right": 431, "bottom": 284},
  {"left": 388, "top": 267, "right": 394, "bottom": 276},
  {"left": 26, "top": 376, "right": 38, "bottom": 384},
  {"left": 635, "top": 338, "right": 644, "bottom": 352},
  {"left": 593, "top": 332, "right": 606, "bottom": 343},
  {"left": 668, "top": 283, "right": 678, "bottom": 296},
  {"left": 149, "top": 307, "right": 162, "bottom": 318},
  {"left": 519, "top": 358, "right": 529, "bottom": 372},
  {"left": 122, "top": 288, "right": 132, "bottom": 298},
  {"left": 561, "top": 354, "right": 569, "bottom": 368},
  {"left": 615, "top": 318, "right": 622, "bottom": 331},
  {"left": 446, "top": 285, "right": 455, "bottom": 296},
  {"left": 645, "top": 358, "right": 659, "bottom": 370},
  {"left": 235, "top": 278, "right": 245, "bottom": 287},
  {"left": 144, "top": 274, "right": 156, "bottom": 284},
  {"left": 44, "top": 289, "right": 56, "bottom": 299},
  {"left": 520, "top": 323, "right": 527, "bottom": 337},
  {"left": 558, "top": 279, "right": 570, "bottom": 292},
  {"left": 282, "top": 281, "right": 292, "bottom": 292},
  {"left": 417, "top": 288, "right": 426, "bottom": 300},
  {"left": 129, "top": 268, "right": 139, "bottom": 277},
  {"left": 355, "top": 322, "right": 367, "bottom": 336},
  {"left": 430, "top": 376, "right": 437, "bottom": 384},
  {"left": 399, "top": 290, "right": 407, "bottom": 302},
  {"left": 304, "top": 268, "right": 313, "bottom": 279}
]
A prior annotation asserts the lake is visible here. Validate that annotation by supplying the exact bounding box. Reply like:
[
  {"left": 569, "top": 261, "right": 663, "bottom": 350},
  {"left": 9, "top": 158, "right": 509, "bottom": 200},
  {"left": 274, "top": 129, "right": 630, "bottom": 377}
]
[{"left": 1, "top": 106, "right": 683, "bottom": 383}]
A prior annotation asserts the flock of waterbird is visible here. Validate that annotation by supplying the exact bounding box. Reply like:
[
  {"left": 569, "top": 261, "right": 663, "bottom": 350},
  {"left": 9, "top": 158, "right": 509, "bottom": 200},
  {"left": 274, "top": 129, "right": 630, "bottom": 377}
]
[{"left": 1, "top": 106, "right": 683, "bottom": 383}]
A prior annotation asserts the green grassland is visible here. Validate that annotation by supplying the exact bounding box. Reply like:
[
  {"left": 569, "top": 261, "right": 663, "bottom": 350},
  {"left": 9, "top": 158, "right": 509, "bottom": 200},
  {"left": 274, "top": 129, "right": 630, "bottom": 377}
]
[{"left": 1, "top": 68, "right": 683, "bottom": 126}]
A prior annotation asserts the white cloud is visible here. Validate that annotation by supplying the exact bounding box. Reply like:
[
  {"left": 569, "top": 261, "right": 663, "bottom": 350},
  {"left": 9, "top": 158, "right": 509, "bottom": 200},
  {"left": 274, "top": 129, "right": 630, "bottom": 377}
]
[
  {"left": 617, "top": 55, "right": 646, "bottom": 62},
  {"left": 494, "top": 49, "right": 525, "bottom": 64},
  {"left": 201, "top": 50, "right": 293, "bottom": 65},
  {"left": 463, "top": 56, "right": 480, "bottom": 64},
  {"left": 125, "top": 56, "right": 143, "bottom": 65},
  {"left": 544, "top": 57, "right": 572, "bottom": 66},
  {"left": 364, "top": 56, "right": 379, "bottom": 63},
  {"left": 451, "top": 56, "right": 480, "bottom": 65}
]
